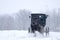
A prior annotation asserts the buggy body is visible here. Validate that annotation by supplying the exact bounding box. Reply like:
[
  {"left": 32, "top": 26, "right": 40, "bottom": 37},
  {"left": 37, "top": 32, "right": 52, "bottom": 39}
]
[{"left": 29, "top": 13, "right": 48, "bottom": 33}]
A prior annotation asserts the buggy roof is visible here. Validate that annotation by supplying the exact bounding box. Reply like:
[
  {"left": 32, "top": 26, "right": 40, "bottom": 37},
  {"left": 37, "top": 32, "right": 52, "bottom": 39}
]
[
  {"left": 31, "top": 13, "right": 47, "bottom": 18},
  {"left": 31, "top": 13, "right": 46, "bottom": 15}
]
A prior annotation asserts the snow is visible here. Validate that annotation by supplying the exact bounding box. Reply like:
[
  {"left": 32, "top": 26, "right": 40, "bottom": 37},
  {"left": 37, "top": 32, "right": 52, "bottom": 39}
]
[{"left": 0, "top": 30, "right": 60, "bottom": 40}]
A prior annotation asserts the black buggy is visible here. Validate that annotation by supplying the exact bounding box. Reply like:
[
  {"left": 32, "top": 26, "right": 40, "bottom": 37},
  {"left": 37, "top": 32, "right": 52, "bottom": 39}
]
[{"left": 28, "top": 13, "right": 49, "bottom": 35}]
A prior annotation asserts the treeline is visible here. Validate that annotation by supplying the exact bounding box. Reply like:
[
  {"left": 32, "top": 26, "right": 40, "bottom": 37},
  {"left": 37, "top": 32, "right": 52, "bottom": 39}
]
[{"left": 0, "top": 9, "right": 31, "bottom": 30}]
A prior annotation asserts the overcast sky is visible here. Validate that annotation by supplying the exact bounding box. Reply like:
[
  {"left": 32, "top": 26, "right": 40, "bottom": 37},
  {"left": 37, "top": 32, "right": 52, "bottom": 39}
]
[{"left": 0, "top": 0, "right": 60, "bottom": 15}]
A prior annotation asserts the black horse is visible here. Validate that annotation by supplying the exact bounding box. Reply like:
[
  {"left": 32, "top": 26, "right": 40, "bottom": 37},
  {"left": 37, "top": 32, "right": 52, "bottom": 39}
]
[{"left": 28, "top": 14, "right": 48, "bottom": 34}]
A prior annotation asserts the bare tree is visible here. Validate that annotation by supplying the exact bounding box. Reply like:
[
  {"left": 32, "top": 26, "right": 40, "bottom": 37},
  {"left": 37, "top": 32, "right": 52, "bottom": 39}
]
[{"left": 15, "top": 9, "right": 31, "bottom": 30}]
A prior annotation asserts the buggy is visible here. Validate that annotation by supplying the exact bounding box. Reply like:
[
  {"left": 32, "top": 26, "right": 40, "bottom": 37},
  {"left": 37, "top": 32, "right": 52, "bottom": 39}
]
[{"left": 28, "top": 13, "right": 49, "bottom": 35}]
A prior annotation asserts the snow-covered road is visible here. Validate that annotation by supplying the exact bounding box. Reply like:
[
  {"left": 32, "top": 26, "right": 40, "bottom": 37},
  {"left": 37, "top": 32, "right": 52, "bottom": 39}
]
[{"left": 0, "top": 30, "right": 60, "bottom": 40}]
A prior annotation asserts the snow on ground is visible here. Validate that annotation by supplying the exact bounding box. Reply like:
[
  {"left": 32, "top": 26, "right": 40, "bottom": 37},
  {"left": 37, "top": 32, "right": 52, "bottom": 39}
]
[{"left": 0, "top": 30, "right": 60, "bottom": 40}]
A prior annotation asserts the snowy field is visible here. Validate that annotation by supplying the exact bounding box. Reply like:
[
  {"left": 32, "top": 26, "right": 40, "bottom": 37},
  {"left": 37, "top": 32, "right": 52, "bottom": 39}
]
[{"left": 0, "top": 30, "right": 60, "bottom": 40}]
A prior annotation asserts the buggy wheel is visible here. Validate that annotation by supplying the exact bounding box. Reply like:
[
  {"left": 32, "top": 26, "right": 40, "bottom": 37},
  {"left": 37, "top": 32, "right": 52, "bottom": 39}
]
[
  {"left": 28, "top": 27, "right": 32, "bottom": 33},
  {"left": 28, "top": 27, "right": 30, "bottom": 33},
  {"left": 45, "top": 27, "right": 49, "bottom": 36}
]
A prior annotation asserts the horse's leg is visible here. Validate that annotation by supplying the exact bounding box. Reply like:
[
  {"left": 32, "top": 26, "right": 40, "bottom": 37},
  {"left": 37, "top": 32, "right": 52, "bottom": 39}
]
[
  {"left": 38, "top": 27, "right": 44, "bottom": 36},
  {"left": 32, "top": 29, "right": 36, "bottom": 37}
]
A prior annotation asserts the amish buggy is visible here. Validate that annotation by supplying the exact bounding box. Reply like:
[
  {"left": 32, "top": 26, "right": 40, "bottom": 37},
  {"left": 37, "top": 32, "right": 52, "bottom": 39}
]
[{"left": 28, "top": 13, "right": 49, "bottom": 36}]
